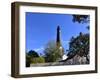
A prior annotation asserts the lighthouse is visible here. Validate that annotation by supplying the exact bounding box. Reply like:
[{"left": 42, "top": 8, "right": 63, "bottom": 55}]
[{"left": 56, "top": 26, "right": 63, "bottom": 59}]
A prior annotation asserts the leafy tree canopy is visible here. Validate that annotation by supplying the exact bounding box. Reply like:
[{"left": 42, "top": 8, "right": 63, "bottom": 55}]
[
  {"left": 27, "top": 50, "right": 39, "bottom": 58},
  {"left": 44, "top": 40, "right": 62, "bottom": 62},
  {"left": 26, "top": 50, "right": 39, "bottom": 67},
  {"left": 67, "top": 32, "right": 89, "bottom": 62},
  {"left": 72, "top": 15, "right": 89, "bottom": 23}
]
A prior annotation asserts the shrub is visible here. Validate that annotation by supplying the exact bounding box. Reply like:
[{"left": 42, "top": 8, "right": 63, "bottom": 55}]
[{"left": 32, "top": 57, "right": 45, "bottom": 64}]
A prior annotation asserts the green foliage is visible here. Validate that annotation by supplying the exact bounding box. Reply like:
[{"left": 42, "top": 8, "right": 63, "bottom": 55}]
[
  {"left": 67, "top": 32, "right": 89, "bottom": 63},
  {"left": 72, "top": 15, "right": 90, "bottom": 32},
  {"left": 26, "top": 50, "right": 39, "bottom": 67},
  {"left": 72, "top": 15, "right": 89, "bottom": 23},
  {"left": 44, "top": 41, "right": 62, "bottom": 62},
  {"left": 28, "top": 50, "right": 39, "bottom": 57},
  {"left": 32, "top": 57, "right": 45, "bottom": 64},
  {"left": 26, "top": 54, "right": 32, "bottom": 67}
]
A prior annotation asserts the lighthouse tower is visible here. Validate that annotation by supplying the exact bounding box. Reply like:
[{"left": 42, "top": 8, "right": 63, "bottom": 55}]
[{"left": 56, "top": 26, "right": 63, "bottom": 59}]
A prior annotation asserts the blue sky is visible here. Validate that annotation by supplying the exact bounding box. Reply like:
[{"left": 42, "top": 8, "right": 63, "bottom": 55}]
[{"left": 26, "top": 12, "right": 89, "bottom": 55}]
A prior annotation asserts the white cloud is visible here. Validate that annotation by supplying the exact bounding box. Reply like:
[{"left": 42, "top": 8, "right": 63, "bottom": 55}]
[{"left": 34, "top": 47, "right": 44, "bottom": 53}]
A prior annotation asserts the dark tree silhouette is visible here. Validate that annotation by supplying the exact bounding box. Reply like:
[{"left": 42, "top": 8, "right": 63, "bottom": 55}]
[
  {"left": 72, "top": 15, "right": 89, "bottom": 23},
  {"left": 26, "top": 54, "right": 31, "bottom": 67},
  {"left": 26, "top": 50, "right": 39, "bottom": 67},
  {"left": 66, "top": 32, "right": 89, "bottom": 64},
  {"left": 28, "top": 50, "right": 39, "bottom": 57}
]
